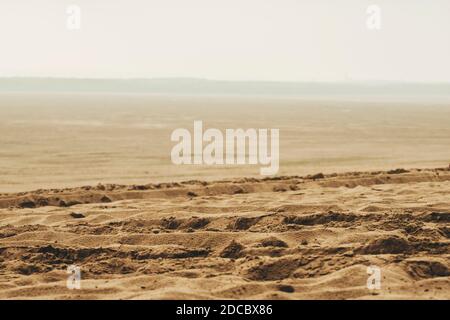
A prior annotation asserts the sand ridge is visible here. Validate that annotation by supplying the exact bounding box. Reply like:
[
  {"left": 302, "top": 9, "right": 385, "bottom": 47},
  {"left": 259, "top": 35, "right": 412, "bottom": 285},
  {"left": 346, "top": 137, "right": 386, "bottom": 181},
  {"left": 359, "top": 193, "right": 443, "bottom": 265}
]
[{"left": 0, "top": 167, "right": 449, "bottom": 299}]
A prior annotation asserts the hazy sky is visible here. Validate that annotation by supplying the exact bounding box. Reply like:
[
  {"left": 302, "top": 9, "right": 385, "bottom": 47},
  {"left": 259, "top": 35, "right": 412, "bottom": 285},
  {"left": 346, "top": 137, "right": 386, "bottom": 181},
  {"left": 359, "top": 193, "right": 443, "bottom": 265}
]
[{"left": 1, "top": 0, "right": 449, "bottom": 82}]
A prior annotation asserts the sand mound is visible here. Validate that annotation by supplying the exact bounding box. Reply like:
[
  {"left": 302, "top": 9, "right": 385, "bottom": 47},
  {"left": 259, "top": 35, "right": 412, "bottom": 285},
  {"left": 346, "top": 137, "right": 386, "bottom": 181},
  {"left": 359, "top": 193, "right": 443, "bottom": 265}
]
[
  {"left": 359, "top": 236, "right": 412, "bottom": 255},
  {"left": 220, "top": 241, "right": 244, "bottom": 259},
  {"left": 405, "top": 258, "right": 450, "bottom": 279},
  {"left": 0, "top": 168, "right": 449, "bottom": 299}
]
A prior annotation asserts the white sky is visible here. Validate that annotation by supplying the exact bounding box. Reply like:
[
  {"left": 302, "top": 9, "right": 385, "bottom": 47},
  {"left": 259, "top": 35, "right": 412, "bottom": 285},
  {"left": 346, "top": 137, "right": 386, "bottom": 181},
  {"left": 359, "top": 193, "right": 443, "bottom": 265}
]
[{"left": 1, "top": 0, "right": 449, "bottom": 82}]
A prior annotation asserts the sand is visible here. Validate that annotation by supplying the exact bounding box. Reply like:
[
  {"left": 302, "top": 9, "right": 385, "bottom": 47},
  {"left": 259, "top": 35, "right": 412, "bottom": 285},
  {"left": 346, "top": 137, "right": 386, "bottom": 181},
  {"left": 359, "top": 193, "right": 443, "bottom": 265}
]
[
  {"left": 0, "top": 168, "right": 448, "bottom": 299},
  {"left": 0, "top": 93, "right": 449, "bottom": 299},
  {"left": 1, "top": 93, "right": 450, "bottom": 192}
]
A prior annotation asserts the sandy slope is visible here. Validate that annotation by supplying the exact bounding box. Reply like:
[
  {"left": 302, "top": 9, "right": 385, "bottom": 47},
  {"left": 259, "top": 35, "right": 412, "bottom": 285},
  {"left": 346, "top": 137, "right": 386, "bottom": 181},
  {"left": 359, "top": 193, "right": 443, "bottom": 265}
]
[{"left": 0, "top": 168, "right": 449, "bottom": 299}]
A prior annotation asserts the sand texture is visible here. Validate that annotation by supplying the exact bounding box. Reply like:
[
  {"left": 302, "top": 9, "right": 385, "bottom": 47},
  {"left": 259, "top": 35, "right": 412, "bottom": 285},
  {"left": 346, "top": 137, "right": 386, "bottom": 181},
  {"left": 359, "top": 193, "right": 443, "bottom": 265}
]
[{"left": 0, "top": 168, "right": 448, "bottom": 299}]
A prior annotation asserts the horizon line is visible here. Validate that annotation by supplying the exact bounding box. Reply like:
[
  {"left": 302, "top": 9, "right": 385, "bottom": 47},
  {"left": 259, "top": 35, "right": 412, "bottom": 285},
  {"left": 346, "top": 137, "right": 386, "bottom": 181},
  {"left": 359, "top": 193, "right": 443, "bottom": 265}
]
[{"left": 1, "top": 77, "right": 450, "bottom": 85}]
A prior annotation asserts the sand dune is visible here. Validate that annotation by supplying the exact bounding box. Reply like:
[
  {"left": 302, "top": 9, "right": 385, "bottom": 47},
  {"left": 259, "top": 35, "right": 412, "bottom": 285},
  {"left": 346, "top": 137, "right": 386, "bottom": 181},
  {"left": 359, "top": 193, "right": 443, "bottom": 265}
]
[{"left": 0, "top": 167, "right": 448, "bottom": 299}]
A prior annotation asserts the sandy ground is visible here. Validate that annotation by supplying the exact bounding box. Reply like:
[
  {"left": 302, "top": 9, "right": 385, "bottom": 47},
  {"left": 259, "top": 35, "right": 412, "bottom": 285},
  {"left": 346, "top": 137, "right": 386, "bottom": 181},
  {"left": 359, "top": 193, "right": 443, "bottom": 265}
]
[
  {"left": 0, "top": 94, "right": 449, "bottom": 299},
  {"left": 0, "top": 167, "right": 448, "bottom": 299},
  {"left": 1, "top": 93, "right": 450, "bottom": 192}
]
